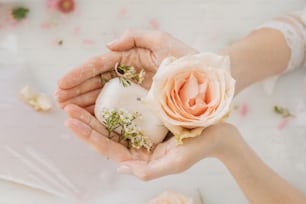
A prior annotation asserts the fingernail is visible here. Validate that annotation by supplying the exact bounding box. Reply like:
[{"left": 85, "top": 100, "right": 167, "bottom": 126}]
[
  {"left": 117, "top": 165, "right": 132, "bottom": 174},
  {"left": 107, "top": 39, "right": 119, "bottom": 47}
]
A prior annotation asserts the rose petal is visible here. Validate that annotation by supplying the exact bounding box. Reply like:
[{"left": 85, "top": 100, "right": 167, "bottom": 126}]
[{"left": 145, "top": 53, "right": 235, "bottom": 141}]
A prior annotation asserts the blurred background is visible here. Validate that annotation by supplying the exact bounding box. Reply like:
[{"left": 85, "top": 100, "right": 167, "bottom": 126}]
[{"left": 0, "top": 0, "right": 305, "bottom": 203}]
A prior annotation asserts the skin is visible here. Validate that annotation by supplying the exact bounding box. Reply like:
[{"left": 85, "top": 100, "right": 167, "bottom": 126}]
[
  {"left": 55, "top": 28, "right": 306, "bottom": 203},
  {"left": 55, "top": 30, "right": 197, "bottom": 112}
]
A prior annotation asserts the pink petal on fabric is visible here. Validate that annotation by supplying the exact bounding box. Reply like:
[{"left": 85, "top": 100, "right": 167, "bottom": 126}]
[
  {"left": 40, "top": 22, "right": 52, "bottom": 30},
  {"left": 239, "top": 103, "right": 248, "bottom": 118},
  {"left": 149, "top": 18, "right": 160, "bottom": 29},
  {"left": 118, "top": 8, "right": 128, "bottom": 17},
  {"left": 73, "top": 26, "right": 80, "bottom": 35},
  {"left": 277, "top": 118, "right": 289, "bottom": 130},
  {"left": 82, "top": 39, "right": 95, "bottom": 45},
  {"left": 47, "top": 0, "right": 58, "bottom": 11}
]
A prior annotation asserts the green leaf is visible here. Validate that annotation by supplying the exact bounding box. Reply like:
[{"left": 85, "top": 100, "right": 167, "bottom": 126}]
[
  {"left": 273, "top": 105, "right": 294, "bottom": 118},
  {"left": 119, "top": 77, "right": 131, "bottom": 87},
  {"left": 12, "top": 7, "right": 30, "bottom": 21}
]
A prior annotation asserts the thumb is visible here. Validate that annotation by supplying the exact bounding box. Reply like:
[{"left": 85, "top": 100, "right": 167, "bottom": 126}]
[{"left": 107, "top": 29, "right": 163, "bottom": 51}]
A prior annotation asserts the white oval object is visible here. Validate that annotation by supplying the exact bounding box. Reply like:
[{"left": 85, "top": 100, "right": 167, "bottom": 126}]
[{"left": 94, "top": 78, "right": 168, "bottom": 145}]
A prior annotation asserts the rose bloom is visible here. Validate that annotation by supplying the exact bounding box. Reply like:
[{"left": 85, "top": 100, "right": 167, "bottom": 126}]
[
  {"left": 149, "top": 191, "right": 194, "bottom": 204},
  {"left": 146, "top": 53, "right": 235, "bottom": 142}
]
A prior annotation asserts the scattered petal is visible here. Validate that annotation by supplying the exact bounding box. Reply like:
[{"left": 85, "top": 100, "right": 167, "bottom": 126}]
[
  {"left": 239, "top": 103, "right": 248, "bottom": 118},
  {"left": 47, "top": 0, "right": 58, "bottom": 11},
  {"left": 278, "top": 118, "right": 289, "bottom": 130},
  {"left": 82, "top": 39, "right": 95, "bottom": 45},
  {"left": 149, "top": 18, "right": 160, "bottom": 29},
  {"left": 73, "top": 26, "right": 80, "bottom": 35},
  {"left": 118, "top": 8, "right": 128, "bottom": 17},
  {"left": 40, "top": 22, "right": 52, "bottom": 30}
]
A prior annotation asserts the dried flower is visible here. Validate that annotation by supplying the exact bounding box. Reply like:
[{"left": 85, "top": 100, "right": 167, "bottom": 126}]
[
  {"left": 100, "top": 108, "right": 153, "bottom": 151},
  {"left": 58, "top": 40, "right": 63, "bottom": 45},
  {"left": 115, "top": 64, "right": 145, "bottom": 87},
  {"left": 119, "top": 77, "right": 131, "bottom": 87},
  {"left": 273, "top": 105, "right": 294, "bottom": 118},
  {"left": 11, "top": 7, "right": 30, "bottom": 21},
  {"left": 20, "top": 85, "right": 52, "bottom": 112},
  {"left": 57, "top": 0, "right": 75, "bottom": 14}
]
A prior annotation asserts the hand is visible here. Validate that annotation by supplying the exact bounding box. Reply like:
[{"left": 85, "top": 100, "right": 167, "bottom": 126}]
[
  {"left": 64, "top": 103, "right": 239, "bottom": 181},
  {"left": 55, "top": 29, "right": 197, "bottom": 113},
  {"left": 117, "top": 123, "right": 240, "bottom": 181}
]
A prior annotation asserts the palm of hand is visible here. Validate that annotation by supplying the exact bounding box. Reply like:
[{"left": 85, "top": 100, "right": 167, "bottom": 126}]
[
  {"left": 56, "top": 48, "right": 158, "bottom": 111},
  {"left": 64, "top": 103, "right": 206, "bottom": 181},
  {"left": 57, "top": 30, "right": 202, "bottom": 180}
]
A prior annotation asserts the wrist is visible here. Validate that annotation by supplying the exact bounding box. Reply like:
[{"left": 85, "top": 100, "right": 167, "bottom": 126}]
[
  {"left": 219, "top": 45, "right": 250, "bottom": 95},
  {"left": 209, "top": 123, "right": 245, "bottom": 163},
  {"left": 219, "top": 28, "right": 291, "bottom": 95}
]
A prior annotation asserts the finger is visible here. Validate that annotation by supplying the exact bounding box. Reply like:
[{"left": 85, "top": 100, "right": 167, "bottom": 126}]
[
  {"left": 58, "top": 52, "right": 121, "bottom": 89},
  {"left": 65, "top": 118, "right": 131, "bottom": 162},
  {"left": 107, "top": 29, "right": 164, "bottom": 51},
  {"left": 64, "top": 104, "right": 107, "bottom": 136},
  {"left": 85, "top": 104, "right": 95, "bottom": 115},
  {"left": 57, "top": 89, "right": 101, "bottom": 109},
  {"left": 55, "top": 76, "right": 103, "bottom": 102}
]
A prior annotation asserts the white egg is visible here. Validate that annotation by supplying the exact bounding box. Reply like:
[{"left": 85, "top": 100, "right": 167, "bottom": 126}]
[{"left": 94, "top": 78, "right": 168, "bottom": 145}]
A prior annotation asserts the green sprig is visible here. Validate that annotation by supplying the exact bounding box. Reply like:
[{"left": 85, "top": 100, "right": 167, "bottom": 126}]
[
  {"left": 115, "top": 64, "right": 145, "bottom": 87},
  {"left": 119, "top": 77, "right": 132, "bottom": 87},
  {"left": 100, "top": 108, "right": 152, "bottom": 151},
  {"left": 273, "top": 105, "right": 294, "bottom": 118},
  {"left": 12, "top": 7, "right": 30, "bottom": 21}
]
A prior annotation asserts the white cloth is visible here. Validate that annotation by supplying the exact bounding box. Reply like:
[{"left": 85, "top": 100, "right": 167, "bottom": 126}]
[{"left": 257, "top": 8, "right": 306, "bottom": 73}]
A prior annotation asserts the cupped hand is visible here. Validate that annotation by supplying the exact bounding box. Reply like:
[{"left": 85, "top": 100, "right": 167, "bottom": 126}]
[
  {"left": 64, "top": 103, "right": 239, "bottom": 181},
  {"left": 55, "top": 29, "right": 197, "bottom": 113}
]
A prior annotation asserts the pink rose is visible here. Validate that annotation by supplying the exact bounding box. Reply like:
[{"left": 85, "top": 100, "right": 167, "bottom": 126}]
[{"left": 146, "top": 53, "right": 235, "bottom": 142}]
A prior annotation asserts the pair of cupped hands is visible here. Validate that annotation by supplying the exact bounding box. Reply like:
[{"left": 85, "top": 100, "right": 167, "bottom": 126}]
[{"left": 55, "top": 29, "right": 239, "bottom": 181}]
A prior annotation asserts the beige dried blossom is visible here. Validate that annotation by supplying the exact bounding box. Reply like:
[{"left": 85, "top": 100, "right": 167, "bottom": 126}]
[{"left": 20, "top": 85, "right": 52, "bottom": 112}]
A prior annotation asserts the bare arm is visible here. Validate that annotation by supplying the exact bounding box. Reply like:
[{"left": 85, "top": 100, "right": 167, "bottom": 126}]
[
  {"left": 224, "top": 10, "right": 306, "bottom": 94},
  {"left": 222, "top": 28, "right": 290, "bottom": 94},
  {"left": 216, "top": 129, "right": 306, "bottom": 204}
]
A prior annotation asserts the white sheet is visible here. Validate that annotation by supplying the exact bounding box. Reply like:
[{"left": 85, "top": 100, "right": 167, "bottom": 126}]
[{"left": 0, "top": 56, "right": 121, "bottom": 202}]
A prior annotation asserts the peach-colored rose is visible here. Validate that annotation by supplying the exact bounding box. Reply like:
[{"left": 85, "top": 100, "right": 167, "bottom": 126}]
[
  {"left": 146, "top": 53, "right": 235, "bottom": 142},
  {"left": 149, "top": 191, "right": 194, "bottom": 204}
]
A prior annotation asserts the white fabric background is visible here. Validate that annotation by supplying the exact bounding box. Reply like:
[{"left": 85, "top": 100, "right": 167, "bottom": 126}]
[{"left": 0, "top": 0, "right": 305, "bottom": 203}]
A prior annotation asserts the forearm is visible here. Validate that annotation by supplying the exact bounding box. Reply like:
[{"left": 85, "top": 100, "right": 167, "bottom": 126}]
[
  {"left": 221, "top": 28, "right": 291, "bottom": 94},
  {"left": 217, "top": 132, "right": 306, "bottom": 204}
]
